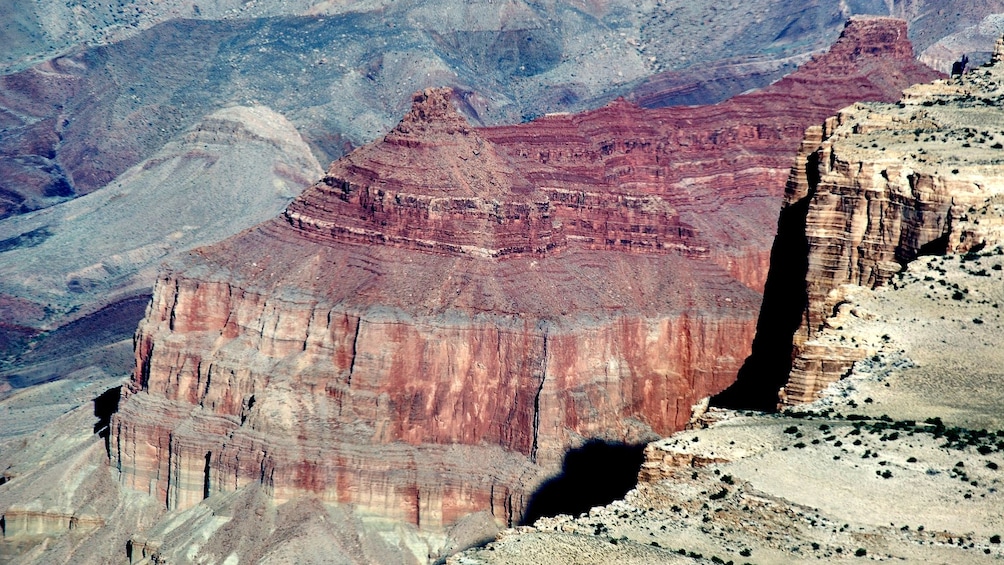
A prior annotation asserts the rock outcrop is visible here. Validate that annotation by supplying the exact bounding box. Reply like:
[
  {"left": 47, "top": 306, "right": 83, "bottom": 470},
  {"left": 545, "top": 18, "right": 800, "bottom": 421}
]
[
  {"left": 5, "top": 2, "right": 993, "bottom": 221},
  {"left": 113, "top": 88, "right": 760, "bottom": 529},
  {"left": 485, "top": 17, "right": 943, "bottom": 294},
  {"left": 775, "top": 33, "right": 1004, "bottom": 404},
  {"left": 111, "top": 17, "right": 941, "bottom": 533}
]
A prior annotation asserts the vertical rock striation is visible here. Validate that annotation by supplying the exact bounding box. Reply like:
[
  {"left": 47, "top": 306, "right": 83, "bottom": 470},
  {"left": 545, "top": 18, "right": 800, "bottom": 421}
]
[
  {"left": 112, "top": 17, "right": 942, "bottom": 531},
  {"left": 113, "top": 89, "right": 759, "bottom": 527}
]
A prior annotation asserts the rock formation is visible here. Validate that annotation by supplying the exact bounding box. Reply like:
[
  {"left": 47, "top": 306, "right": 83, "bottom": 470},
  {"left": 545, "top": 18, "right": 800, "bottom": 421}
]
[
  {"left": 5, "top": 1, "right": 997, "bottom": 222},
  {"left": 0, "top": 105, "right": 321, "bottom": 392},
  {"left": 486, "top": 16, "right": 942, "bottom": 295},
  {"left": 112, "top": 87, "right": 760, "bottom": 529},
  {"left": 109, "top": 17, "right": 942, "bottom": 534},
  {"left": 772, "top": 32, "right": 1004, "bottom": 404}
]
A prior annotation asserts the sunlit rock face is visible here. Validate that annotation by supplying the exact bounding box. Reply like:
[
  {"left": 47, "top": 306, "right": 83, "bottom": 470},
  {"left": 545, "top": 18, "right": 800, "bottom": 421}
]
[
  {"left": 112, "top": 88, "right": 758, "bottom": 528},
  {"left": 111, "top": 17, "right": 942, "bottom": 530},
  {"left": 781, "top": 34, "right": 1004, "bottom": 405}
]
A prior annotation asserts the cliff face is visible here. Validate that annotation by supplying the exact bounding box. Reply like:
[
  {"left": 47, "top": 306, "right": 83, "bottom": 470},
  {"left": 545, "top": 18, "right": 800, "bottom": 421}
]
[
  {"left": 113, "top": 89, "right": 758, "bottom": 527},
  {"left": 485, "top": 16, "right": 943, "bottom": 294},
  {"left": 111, "top": 17, "right": 941, "bottom": 530},
  {"left": 776, "top": 37, "right": 1004, "bottom": 404}
]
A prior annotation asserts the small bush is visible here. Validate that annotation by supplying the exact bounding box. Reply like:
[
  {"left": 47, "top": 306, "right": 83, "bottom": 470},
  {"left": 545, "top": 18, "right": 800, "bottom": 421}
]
[{"left": 855, "top": 548, "right": 867, "bottom": 557}]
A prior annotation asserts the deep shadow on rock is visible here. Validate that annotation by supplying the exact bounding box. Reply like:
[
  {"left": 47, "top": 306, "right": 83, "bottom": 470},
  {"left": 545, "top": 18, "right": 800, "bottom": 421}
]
[
  {"left": 521, "top": 440, "right": 646, "bottom": 525},
  {"left": 93, "top": 385, "right": 122, "bottom": 456},
  {"left": 713, "top": 179, "right": 815, "bottom": 412}
]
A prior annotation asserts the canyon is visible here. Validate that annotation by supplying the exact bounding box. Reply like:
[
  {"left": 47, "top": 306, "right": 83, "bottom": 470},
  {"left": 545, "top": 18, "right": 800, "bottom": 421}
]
[
  {"left": 0, "top": 105, "right": 322, "bottom": 390},
  {"left": 109, "top": 16, "right": 940, "bottom": 541},
  {"left": 4, "top": 0, "right": 1004, "bottom": 223},
  {"left": 454, "top": 32, "right": 1004, "bottom": 565},
  {"left": 776, "top": 33, "right": 1004, "bottom": 405},
  {"left": 3, "top": 0, "right": 1002, "bottom": 405},
  {"left": 3, "top": 9, "right": 1004, "bottom": 565}
]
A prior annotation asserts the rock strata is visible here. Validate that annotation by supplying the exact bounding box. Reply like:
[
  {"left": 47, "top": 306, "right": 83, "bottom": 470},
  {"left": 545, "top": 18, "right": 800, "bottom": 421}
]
[
  {"left": 111, "top": 17, "right": 941, "bottom": 532},
  {"left": 114, "top": 88, "right": 760, "bottom": 528},
  {"left": 776, "top": 34, "right": 1004, "bottom": 404}
]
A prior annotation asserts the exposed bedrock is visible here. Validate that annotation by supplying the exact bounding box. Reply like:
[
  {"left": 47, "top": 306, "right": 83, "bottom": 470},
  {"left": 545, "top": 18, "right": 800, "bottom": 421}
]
[
  {"left": 112, "top": 17, "right": 942, "bottom": 532},
  {"left": 114, "top": 272, "right": 752, "bottom": 526},
  {"left": 111, "top": 90, "right": 759, "bottom": 528},
  {"left": 728, "top": 34, "right": 1004, "bottom": 407}
]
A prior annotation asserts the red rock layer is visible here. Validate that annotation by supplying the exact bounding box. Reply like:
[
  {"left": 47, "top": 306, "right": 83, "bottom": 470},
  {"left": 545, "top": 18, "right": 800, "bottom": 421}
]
[
  {"left": 112, "top": 17, "right": 942, "bottom": 529},
  {"left": 484, "top": 16, "right": 943, "bottom": 293}
]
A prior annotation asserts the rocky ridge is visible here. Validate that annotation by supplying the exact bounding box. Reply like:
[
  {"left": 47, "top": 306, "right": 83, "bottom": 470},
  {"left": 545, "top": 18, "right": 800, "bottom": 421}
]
[
  {"left": 775, "top": 32, "right": 1004, "bottom": 404},
  {"left": 5, "top": 1, "right": 1002, "bottom": 223},
  {"left": 112, "top": 86, "right": 761, "bottom": 531},
  {"left": 0, "top": 105, "right": 322, "bottom": 389},
  {"left": 449, "top": 27, "right": 1004, "bottom": 565},
  {"left": 108, "top": 16, "right": 940, "bottom": 542}
]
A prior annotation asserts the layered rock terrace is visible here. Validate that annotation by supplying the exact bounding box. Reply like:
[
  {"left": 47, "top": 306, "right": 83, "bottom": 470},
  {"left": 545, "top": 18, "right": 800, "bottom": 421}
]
[{"left": 779, "top": 35, "right": 1004, "bottom": 404}]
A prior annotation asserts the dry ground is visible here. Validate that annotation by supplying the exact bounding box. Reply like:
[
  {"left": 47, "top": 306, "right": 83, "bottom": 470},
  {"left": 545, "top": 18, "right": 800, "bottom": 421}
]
[{"left": 453, "top": 247, "right": 1004, "bottom": 564}]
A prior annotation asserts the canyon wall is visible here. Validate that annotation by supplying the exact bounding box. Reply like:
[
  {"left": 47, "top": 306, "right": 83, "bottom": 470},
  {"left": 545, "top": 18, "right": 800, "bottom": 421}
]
[
  {"left": 111, "top": 18, "right": 942, "bottom": 531},
  {"left": 776, "top": 37, "right": 1004, "bottom": 404},
  {"left": 113, "top": 88, "right": 759, "bottom": 528}
]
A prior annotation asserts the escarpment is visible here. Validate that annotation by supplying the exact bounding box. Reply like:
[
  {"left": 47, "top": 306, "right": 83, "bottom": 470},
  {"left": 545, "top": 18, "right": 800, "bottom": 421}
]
[
  {"left": 113, "top": 89, "right": 760, "bottom": 527},
  {"left": 758, "top": 35, "right": 1004, "bottom": 405},
  {"left": 111, "top": 17, "right": 941, "bottom": 531}
]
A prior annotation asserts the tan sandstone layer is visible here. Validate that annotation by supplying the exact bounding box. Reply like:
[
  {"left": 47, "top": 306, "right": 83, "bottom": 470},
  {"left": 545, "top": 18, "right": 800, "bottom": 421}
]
[{"left": 740, "top": 33, "right": 1004, "bottom": 405}]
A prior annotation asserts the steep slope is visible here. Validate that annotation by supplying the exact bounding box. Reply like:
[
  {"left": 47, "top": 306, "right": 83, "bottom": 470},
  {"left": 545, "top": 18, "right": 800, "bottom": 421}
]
[
  {"left": 455, "top": 241, "right": 1004, "bottom": 564},
  {"left": 108, "top": 17, "right": 941, "bottom": 537},
  {"left": 112, "top": 87, "right": 760, "bottom": 530},
  {"left": 781, "top": 37, "right": 1004, "bottom": 405},
  {"left": 723, "top": 30, "right": 1004, "bottom": 408},
  {"left": 0, "top": 105, "right": 321, "bottom": 389},
  {"left": 0, "top": 377, "right": 441, "bottom": 564},
  {"left": 485, "top": 16, "right": 944, "bottom": 293}
]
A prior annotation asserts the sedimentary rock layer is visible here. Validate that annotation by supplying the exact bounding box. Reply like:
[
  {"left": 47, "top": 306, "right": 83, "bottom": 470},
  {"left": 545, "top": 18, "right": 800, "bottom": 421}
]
[
  {"left": 484, "top": 16, "right": 943, "bottom": 292},
  {"left": 778, "top": 36, "right": 1004, "bottom": 404},
  {"left": 112, "top": 17, "right": 941, "bottom": 530}
]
